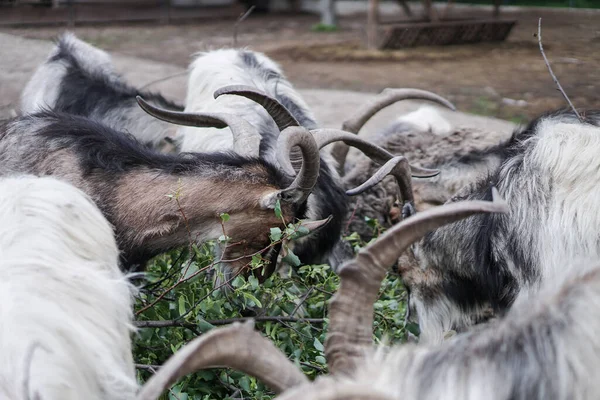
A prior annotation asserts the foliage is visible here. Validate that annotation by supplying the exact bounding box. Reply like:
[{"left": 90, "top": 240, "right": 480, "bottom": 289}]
[
  {"left": 133, "top": 216, "right": 409, "bottom": 399},
  {"left": 310, "top": 23, "right": 339, "bottom": 33}
]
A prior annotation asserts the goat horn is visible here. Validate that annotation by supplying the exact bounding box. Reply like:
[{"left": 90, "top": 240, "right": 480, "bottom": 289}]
[
  {"left": 137, "top": 320, "right": 307, "bottom": 400},
  {"left": 276, "top": 126, "right": 321, "bottom": 204},
  {"left": 136, "top": 96, "right": 261, "bottom": 157},
  {"left": 325, "top": 188, "right": 508, "bottom": 375},
  {"left": 275, "top": 382, "right": 395, "bottom": 400},
  {"left": 342, "top": 88, "right": 456, "bottom": 134},
  {"left": 345, "top": 156, "right": 410, "bottom": 196},
  {"left": 214, "top": 85, "right": 300, "bottom": 131},
  {"left": 278, "top": 127, "right": 438, "bottom": 209},
  {"left": 332, "top": 88, "right": 455, "bottom": 172}
]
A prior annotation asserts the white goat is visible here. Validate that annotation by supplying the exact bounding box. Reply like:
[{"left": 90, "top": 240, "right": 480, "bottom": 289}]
[{"left": 0, "top": 176, "right": 137, "bottom": 400}]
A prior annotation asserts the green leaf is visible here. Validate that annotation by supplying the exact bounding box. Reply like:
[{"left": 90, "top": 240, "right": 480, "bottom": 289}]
[
  {"left": 282, "top": 249, "right": 301, "bottom": 267},
  {"left": 248, "top": 275, "right": 259, "bottom": 290},
  {"left": 217, "top": 234, "right": 230, "bottom": 243},
  {"left": 274, "top": 199, "right": 282, "bottom": 219},
  {"left": 313, "top": 337, "right": 324, "bottom": 352},
  {"left": 220, "top": 212, "right": 230, "bottom": 222},
  {"left": 232, "top": 276, "right": 246, "bottom": 288},
  {"left": 182, "top": 262, "right": 199, "bottom": 280},
  {"left": 239, "top": 376, "right": 251, "bottom": 392},
  {"left": 178, "top": 296, "right": 186, "bottom": 316},
  {"left": 269, "top": 227, "right": 282, "bottom": 242},
  {"left": 406, "top": 321, "right": 421, "bottom": 336},
  {"left": 290, "top": 225, "right": 310, "bottom": 239},
  {"left": 196, "top": 317, "right": 216, "bottom": 332},
  {"left": 315, "top": 355, "right": 326, "bottom": 365},
  {"left": 243, "top": 292, "right": 263, "bottom": 308}
]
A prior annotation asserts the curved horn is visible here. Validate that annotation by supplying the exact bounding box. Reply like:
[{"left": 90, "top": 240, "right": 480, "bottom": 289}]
[
  {"left": 276, "top": 382, "right": 395, "bottom": 400},
  {"left": 278, "top": 127, "right": 438, "bottom": 208},
  {"left": 345, "top": 156, "right": 409, "bottom": 196},
  {"left": 333, "top": 88, "right": 456, "bottom": 172},
  {"left": 276, "top": 126, "right": 321, "bottom": 204},
  {"left": 325, "top": 189, "right": 508, "bottom": 375},
  {"left": 136, "top": 96, "right": 261, "bottom": 157},
  {"left": 214, "top": 85, "right": 300, "bottom": 131},
  {"left": 342, "top": 88, "right": 456, "bottom": 134},
  {"left": 137, "top": 320, "right": 307, "bottom": 400}
]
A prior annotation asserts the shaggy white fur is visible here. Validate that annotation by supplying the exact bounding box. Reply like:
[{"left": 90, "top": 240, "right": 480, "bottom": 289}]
[{"left": 0, "top": 176, "right": 137, "bottom": 400}]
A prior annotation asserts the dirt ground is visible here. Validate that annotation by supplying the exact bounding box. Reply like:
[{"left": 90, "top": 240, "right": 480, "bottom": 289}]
[{"left": 3, "top": 6, "right": 599, "bottom": 123}]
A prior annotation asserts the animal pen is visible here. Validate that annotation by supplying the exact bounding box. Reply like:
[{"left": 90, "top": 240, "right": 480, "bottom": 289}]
[{"left": 366, "top": 0, "right": 517, "bottom": 48}]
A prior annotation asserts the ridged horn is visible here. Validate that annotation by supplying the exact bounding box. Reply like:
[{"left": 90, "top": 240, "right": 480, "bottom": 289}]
[
  {"left": 136, "top": 96, "right": 261, "bottom": 157},
  {"left": 333, "top": 88, "right": 456, "bottom": 172},
  {"left": 325, "top": 189, "right": 508, "bottom": 375},
  {"left": 278, "top": 127, "right": 439, "bottom": 210},
  {"left": 137, "top": 320, "right": 307, "bottom": 400},
  {"left": 214, "top": 85, "right": 300, "bottom": 131},
  {"left": 276, "top": 126, "right": 321, "bottom": 204}
]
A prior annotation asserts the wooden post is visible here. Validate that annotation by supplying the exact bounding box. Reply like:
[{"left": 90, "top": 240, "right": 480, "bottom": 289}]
[
  {"left": 440, "top": 0, "right": 454, "bottom": 20},
  {"left": 493, "top": 0, "right": 501, "bottom": 18},
  {"left": 395, "top": 0, "right": 412, "bottom": 18},
  {"left": 422, "top": 0, "right": 438, "bottom": 22},
  {"left": 321, "top": 0, "right": 337, "bottom": 26},
  {"left": 367, "top": 0, "right": 379, "bottom": 49},
  {"left": 67, "top": 0, "right": 75, "bottom": 27},
  {"left": 161, "top": 0, "right": 171, "bottom": 25}
]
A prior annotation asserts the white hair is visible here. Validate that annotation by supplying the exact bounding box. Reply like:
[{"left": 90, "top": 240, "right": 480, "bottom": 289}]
[
  {"left": 179, "top": 48, "right": 318, "bottom": 164},
  {"left": 0, "top": 176, "right": 137, "bottom": 400}
]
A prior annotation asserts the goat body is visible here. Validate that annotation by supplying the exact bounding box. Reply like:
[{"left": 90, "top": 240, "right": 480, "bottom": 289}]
[
  {"left": 0, "top": 112, "right": 303, "bottom": 273},
  {"left": 0, "top": 176, "right": 136, "bottom": 400},
  {"left": 404, "top": 109, "right": 600, "bottom": 343},
  {"left": 343, "top": 106, "right": 512, "bottom": 240},
  {"left": 21, "top": 33, "right": 182, "bottom": 149},
  {"left": 282, "top": 263, "right": 600, "bottom": 400}
]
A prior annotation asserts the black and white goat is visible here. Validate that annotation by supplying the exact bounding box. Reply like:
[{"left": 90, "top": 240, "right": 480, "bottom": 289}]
[
  {"left": 171, "top": 48, "right": 454, "bottom": 266},
  {"left": 21, "top": 33, "right": 182, "bottom": 149},
  {"left": 396, "top": 109, "right": 600, "bottom": 343},
  {"left": 337, "top": 98, "right": 512, "bottom": 240},
  {"left": 0, "top": 175, "right": 137, "bottom": 400}
]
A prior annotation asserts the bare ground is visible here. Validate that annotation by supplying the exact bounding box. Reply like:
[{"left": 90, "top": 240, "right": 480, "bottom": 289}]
[{"left": 3, "top": 6, "right": 599, "bottom": 123}]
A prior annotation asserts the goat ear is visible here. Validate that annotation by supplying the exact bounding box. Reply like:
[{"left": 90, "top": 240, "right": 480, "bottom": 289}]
[{"left": 296, "top": 215, "right": 333, "bottom": 237}]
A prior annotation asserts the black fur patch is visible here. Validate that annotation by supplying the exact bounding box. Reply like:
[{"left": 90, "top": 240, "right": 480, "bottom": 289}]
[
  {"left": 50, "top": 37, "right": 183, "bottom": 121},
  {"left": 28, "top": 111, "right": 287, "bottom": 185}
]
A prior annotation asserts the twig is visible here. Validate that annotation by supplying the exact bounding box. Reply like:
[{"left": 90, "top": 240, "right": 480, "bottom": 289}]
[
  {"left": 537, "top": 18, "right": 582, "bottom": 122},
  {"left": 135, "top": 363, "right": 160, "bottom": 372},
  {"left": 233, "top": 5, "right": 255, "bottom": 47},
  {"left": 344, "top": 199, "right": 361, "bottom": 234},
  {"left": 208, "top": 316, "right": 325, "bottom": 325},
  {"left": 299, "top": 361, "right": 325, "bottom": 373},
  {"left": 135, "top": 316, "right": 325, "bottom": 329},
  {"left": 138, "top": 70, "right": 188, "bottom": 91},
  {"left": 291, "top": 287, "right": 314, "bottom": 316}
]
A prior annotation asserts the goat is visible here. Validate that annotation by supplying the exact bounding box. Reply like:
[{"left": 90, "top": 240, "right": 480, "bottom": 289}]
[
  {"left": 283, "top": 195, "right": 600, "bottom": 400},
  {"left": 172, "top": 48, "right": 455, "bottom": 266},
  {"left": 0, "top": 175, "right": 137, "bottom": 400},
  {"left": 0, "top": 111, "right": 345, "bottom": 278},
  {"left": 20, "top": 32, "right": 182, "bottom": 149},
  {"left": 394, "top": 109, "right": 600, "bottom": 344},
  {"left": 338, "top": 97, "right": 512, "bottom": 240},
  {"left": 143, "top": 195, "right": 600, "bottom": 400}
]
